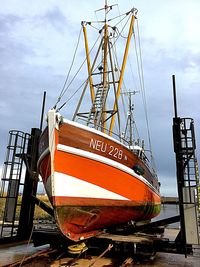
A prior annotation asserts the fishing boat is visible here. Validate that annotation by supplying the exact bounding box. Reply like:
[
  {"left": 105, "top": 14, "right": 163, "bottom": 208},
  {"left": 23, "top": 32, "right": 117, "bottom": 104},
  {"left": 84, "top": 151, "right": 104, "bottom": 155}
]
[{"left": 38, "top": 3, "right": 161, "bottom": 241}]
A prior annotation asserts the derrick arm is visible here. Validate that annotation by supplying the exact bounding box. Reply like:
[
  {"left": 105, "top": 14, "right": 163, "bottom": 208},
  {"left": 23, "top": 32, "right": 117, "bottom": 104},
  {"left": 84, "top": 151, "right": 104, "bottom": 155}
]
[
  {"left": 108, "top": 14, "right": 135, "bottom": 135},
  {"left": 107, "top": 37, "right": 121, "bottom": 135},
  {"left": 102, "top": 24, "right": 108, "bottom": 132},
  {"left": 82, "top": 22, "right": 95, "bottom": 103},
  {"left": 73, "top": 26, "right": 103, "bottom": 122}
]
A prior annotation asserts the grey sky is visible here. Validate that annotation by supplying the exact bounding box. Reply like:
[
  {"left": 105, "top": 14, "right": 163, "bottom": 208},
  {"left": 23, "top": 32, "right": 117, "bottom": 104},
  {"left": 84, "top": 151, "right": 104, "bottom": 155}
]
[{"left": 0, "top": 0, "right": 200, "bottom": 196}]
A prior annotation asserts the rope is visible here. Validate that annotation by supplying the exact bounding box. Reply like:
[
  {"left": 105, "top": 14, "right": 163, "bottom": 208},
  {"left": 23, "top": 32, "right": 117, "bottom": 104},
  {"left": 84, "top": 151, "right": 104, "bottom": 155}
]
[
  {"left": 56, "top": 8, "right": 134, "bottom": 112},
  {"left": 57, "top": 78, "right": 88, "bottom": 111},
  {"left": 56, "top": 33, "right": 101, "bottom": 112},
  {"left": 54, "top": 27, "right": 82, "bottom": 109},
  {"left": 135, "top": 18, "right": 157, "bottom": 172},
  {"left": 110, "top": 11, "right": 135, "bottom": 136},
  {"left": 88, "top": 244, "right": 113, "bottom": 267},
  {"left": 18, "top": 225, "right": 34, "bottom": 267}
]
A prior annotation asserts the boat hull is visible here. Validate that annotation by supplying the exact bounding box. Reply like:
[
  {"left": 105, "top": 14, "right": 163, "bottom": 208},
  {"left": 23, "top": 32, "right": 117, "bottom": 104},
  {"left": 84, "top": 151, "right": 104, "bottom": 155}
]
[{"left": 38, "top": 118, "right": 161, "bottom": 241}]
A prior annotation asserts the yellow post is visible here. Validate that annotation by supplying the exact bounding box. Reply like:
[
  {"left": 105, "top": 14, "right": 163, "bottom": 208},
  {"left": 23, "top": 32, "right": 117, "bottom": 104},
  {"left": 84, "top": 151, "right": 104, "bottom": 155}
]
[
  {"left": 109, "top": 15, "right": 135, "bottom": 135},
  {"left": 102, "top": 23, "right": 108, "bottom": 132},
  {"left": 82, "top": 23, "right": 95, "bottom": 103}
]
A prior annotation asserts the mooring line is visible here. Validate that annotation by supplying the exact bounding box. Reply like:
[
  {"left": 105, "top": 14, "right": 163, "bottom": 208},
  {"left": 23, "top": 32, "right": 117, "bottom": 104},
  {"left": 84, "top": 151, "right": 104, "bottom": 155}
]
[{"left": 87, "top": 243, "right": 113, "bottom": 267}]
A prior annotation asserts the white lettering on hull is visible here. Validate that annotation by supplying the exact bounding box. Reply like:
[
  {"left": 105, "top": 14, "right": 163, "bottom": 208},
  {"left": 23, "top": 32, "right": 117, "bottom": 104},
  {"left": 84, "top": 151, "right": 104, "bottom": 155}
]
[{"left": 89, "top": 138, "right": 127, "bottom": 161}]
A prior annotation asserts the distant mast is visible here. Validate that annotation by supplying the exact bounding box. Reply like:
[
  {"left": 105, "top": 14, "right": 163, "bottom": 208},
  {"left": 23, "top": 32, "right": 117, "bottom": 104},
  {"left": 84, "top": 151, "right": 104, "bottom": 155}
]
[{"left": 122, "top": 91, "right": 138, "bottom": 147}]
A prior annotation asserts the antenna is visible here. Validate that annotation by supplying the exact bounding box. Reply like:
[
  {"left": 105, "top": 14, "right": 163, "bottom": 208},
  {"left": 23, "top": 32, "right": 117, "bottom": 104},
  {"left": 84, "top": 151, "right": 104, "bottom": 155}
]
[{"left": 95, "top": 0, "right": 117, "bottom": 22}]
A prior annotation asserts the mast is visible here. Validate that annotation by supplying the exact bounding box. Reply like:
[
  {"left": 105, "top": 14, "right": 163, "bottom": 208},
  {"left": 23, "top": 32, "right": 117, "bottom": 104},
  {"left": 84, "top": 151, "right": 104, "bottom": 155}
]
[
  {"left": 96, "top": 1, "right": 110, "bottom": 132},
  {"left": 73, "top": 3, "right": 137, "bottom": 137}
]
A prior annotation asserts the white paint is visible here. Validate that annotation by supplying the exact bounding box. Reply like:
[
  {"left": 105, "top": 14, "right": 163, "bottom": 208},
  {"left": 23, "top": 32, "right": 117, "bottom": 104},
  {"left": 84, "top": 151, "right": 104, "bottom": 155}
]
[{"left": 53, "top": 172, "right": 129, "bottom": 200}]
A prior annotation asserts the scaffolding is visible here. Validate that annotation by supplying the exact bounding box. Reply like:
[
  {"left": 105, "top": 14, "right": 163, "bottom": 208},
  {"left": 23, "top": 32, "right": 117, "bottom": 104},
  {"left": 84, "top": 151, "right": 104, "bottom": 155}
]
[
  {"left": 177, "top": 118, "right": 199, "bottom": 243},
  {"left": 172, "top": 75, "right": 200, "bottom": 256}
]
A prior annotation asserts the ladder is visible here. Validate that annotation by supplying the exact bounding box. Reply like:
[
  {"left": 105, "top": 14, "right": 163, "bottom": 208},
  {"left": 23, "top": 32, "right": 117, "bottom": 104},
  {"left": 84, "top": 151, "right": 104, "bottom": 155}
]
[
  {"left": 0, "top": 130, "right": 31, "bottom": 238},
  {"left": 180, "top": 118, "right": 200, "bottom": 227},
  {"left": 0, "top": 128, "right": 42, "bottom": 240},
  {"left": 87, "top": 83, "right": 108, "bottom": 128},
  {"left": 173, "top": 117, "right": 200, "bottom": 253}
]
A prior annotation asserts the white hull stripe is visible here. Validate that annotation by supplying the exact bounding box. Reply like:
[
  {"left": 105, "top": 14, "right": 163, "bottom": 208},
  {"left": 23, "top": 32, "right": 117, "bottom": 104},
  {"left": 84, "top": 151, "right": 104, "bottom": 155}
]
[
  {"left": 57, "top": 144, "right": 159, "bottom": 195},
  {"left": 50, "top": 172, "right": 129, "bottom": 200}
]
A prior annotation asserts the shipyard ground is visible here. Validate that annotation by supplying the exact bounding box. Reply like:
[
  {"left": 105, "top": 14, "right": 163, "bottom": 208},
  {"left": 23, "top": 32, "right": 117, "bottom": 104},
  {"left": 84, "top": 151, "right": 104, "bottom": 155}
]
[
  {"left": 1, "top": 229, "right": 200, "bottom": 267},
  {"left": 0, "top": 244, "right": 200, "bottom": 266}
]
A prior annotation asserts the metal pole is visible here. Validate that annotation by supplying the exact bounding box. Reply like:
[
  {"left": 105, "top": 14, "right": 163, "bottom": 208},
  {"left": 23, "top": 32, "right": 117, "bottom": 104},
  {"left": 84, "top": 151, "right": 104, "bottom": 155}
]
[
  {"left": 172, "top": 75, "right": 178, "bottom": 118},
  {"left": 172, "top": 75, "right": 187, "bottom": 256},
  {"left": 40, "top": 91, "right": 46, "bottom": 131},
  {"left": 17, "top": 128, "right": 41, "bottom": 239}
]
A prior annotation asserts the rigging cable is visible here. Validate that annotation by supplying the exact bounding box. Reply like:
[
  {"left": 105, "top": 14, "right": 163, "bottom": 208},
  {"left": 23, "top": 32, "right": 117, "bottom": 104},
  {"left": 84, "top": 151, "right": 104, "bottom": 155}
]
[
  {"left": 56, "top": 30, "right": 102, "bottom": 111},
  {"left": 54, "top": 27, "right": 82, "bottom": 109},
  {"left": 57, "top": 11, "right": 130, "bottom": 113},
  {"left": 134, "top": 18, "right": 157, "bottom": 172},
  {"left": 110, "top": 12, "right": 132, "bottom": 124},
  {"left": 114, "top": 6, "right": 139, "bottom": 136},
  {"left": 57, "top": 77, "right": 88, "bottom": 111}
]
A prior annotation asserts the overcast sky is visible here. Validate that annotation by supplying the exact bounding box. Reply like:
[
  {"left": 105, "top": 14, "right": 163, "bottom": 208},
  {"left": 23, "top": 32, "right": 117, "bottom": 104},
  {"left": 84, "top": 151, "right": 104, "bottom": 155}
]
[{"left": 0, "top": 0, "right": 200, "bottom": 196}]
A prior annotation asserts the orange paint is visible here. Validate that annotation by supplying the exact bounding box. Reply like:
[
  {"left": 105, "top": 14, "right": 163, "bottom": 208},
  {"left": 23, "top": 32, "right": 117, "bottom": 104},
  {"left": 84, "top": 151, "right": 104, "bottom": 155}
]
[{"left": 54, "top": 150, "right": 160, "bottom": 204}]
